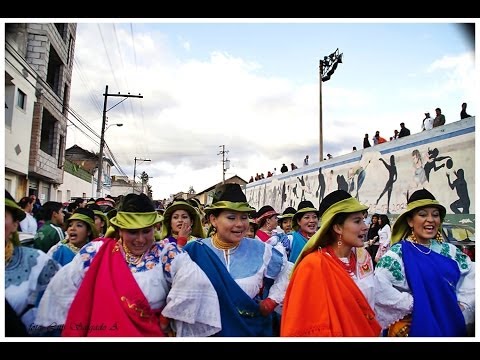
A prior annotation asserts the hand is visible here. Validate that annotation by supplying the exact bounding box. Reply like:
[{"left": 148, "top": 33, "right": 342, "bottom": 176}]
[
  {"left": 259, "top": 298, "right": 278, "bottom": 317},
  {"left": 178, "top": 222, "right": 192, "bottom": 238},
  {"left": 159, "top": 314, "right": 173, "bottom": 336}
]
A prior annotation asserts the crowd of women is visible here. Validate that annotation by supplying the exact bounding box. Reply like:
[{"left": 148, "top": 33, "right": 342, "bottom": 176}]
[{"left": 4, "top": 183, "right": 475, "bottom": 337}]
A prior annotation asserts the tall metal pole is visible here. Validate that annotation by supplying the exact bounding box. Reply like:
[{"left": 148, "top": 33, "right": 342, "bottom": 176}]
[
  {"left": 96, "top": 85, "right": 143, "bottom": 198},
  {"left": 133, "top": 157, "right": 137, "bottom": 193},
  {"left": 96, "top": 85, "right": 109, "bottom": 198},
  {"left": 133, "top": 157, "right": 151, "bottom": 193},
  {"left": 319, "top": 61, "right": 323, "bottom": 162},
  {"left": 222, "top": 145, "right": 226, "bottom": 183}
]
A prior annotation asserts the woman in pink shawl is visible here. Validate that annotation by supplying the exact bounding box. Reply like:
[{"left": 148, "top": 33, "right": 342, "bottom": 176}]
[{"left": 35, "top": 193, "right": 220, "bottom": 337}]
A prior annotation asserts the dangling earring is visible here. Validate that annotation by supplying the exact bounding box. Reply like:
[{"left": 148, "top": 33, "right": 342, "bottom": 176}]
[
  {"left": 337, "top": 234, "right": 343, "bottom": 247},
  {"left": 408, "top": 227, "right": 417, "bottom": 243},
  {"left": 436, "top": 230, "right": 443, "bottom": 243}
]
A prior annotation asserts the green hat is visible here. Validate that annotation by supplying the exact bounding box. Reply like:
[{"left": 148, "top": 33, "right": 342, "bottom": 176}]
[
  {"left": 294, "top": 190, "right": 368, "bottom": 270},
  {"left": 67, "top": 208, "right": 99, "bottom": 240},
  {"left": 204, "top": 183, "right": 255, "bottom": 215},
  {"left": 278, "top": 206, "right": 296, "bottom": 220},
  {"left": 292, "top": 200, "right": 320, "bottom": 231},
  {"left": 391, "top": 189, "right": 446, "bottom": 245},
  {"left": 109, "top": 193, "right": 163, "bottom": 230},
  {"left": 160, "top": 200, "right": 205, "bottom": 240},
  {"left": 5, "top": 191, "right": 26, "bottom": 222}
]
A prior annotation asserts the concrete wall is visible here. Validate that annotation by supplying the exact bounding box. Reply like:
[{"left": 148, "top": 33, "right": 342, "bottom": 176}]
[{"left": 246, "top": 117, "right": 475, "bottom": 225}]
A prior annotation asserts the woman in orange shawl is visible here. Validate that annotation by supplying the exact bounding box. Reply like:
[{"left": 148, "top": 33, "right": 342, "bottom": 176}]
[{"left": 281, "top": 190, "right": 381, "bottom": 337}]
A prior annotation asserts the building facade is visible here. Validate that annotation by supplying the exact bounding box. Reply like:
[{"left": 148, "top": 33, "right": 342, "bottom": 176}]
[{"left": 5, "top": 23, "right": 77, "bottom": 203}]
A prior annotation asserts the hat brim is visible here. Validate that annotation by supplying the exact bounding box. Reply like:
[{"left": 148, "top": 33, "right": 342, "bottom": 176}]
[
  {"left": 391, "top": 199, "right": 446, "bottom": 245},
  {"left": 204, "top": 201, "right": 255, "bottom": 215},
  {"left": 5, "top": 198, "right": 26, "bottom": 222},
  {"left": 294, "top": 197, "right": 368, "bottom": 269}
]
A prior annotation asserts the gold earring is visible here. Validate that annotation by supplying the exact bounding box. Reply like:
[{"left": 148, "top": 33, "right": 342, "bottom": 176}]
[
  {"left": 408, "top": 227, "right": 417, "bottom": 243},
  {"left": 337, "top": 234, "right": 343, "bottom": 247},
  {"left": 436, "top": 230, "right": 443, "bottom": 243}
]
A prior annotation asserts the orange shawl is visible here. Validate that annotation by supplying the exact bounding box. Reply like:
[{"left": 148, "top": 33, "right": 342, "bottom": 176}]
[{"left": 281, "top": 250, "right": 381, "bottom": 337}]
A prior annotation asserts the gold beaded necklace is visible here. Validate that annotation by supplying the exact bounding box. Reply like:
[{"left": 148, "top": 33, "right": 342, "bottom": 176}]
[
  {"left": 121, "top": 240, "right": 147, "bottom": 266},
  {"left": 66, "top": 242, "right": 82, "bottom": 254},
  {"left": 212, "top": 233, "right": 239, "bottom": 251},
  {"left": 5, "top": 240, "right": 14, "bottom": 266}
]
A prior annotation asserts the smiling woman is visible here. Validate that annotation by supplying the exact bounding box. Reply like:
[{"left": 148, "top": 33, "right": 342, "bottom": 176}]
[{"left": 374, "top": 189, "right": 475, "bottom": 337}]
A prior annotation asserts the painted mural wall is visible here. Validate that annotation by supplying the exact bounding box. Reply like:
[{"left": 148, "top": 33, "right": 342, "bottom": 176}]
[{"left": 245, "top": 117, "right": 475, "bottom": 225}]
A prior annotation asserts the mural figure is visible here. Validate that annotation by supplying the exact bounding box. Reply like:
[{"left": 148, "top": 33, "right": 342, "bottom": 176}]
[
  {"left": 424, "top": 147, "right": 451, "bottom": 181},
  {"left": 446, "top": 168, "right": 470, "bottom": 214},
  {"left": 281, "top": 182, "right": 287, "bottom": 208},
  {"left": 375, "top": 155, "right": 397, "bottom": 214},
  {"left": 347, "top": 160, "right": 370, "bottom": 200},
  {"left": 337, "top": 174, "right": 349, "bottom": 192},
  {"left": 405, "top": 149, "right": 428, "bottom": 201},
  {"left": 315, "top": 167, "right": 326, "bottom": 208}
]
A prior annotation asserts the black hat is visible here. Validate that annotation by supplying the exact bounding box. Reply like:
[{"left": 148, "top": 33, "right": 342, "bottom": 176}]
[
  {"left": 318, "top": 190, "right": 352, "bottom": 218},
  {"left": 204, "top": 183, "right": 255, "bottom": 214},
  {"left": 212, "top": 183, "right": 247, "bottom": 203},
  {"left": 278, "top": 206, "right": 297, "bottom": 219},
  {"left": 255, "top": 205, "right": 279, "bottom": 224},
  {"left": 292, "top": 200, "right": 319, "bottom": 229},
  {"left": 119, "top": 193, "right": 155, "bottom": 213}
]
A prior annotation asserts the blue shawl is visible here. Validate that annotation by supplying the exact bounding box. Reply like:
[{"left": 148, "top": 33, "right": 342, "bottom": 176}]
[
  {"left": 51, "top": 244, "right": 76, "bottom": 266},
  {"left": 184, "top": 240, "right": 272, "bottom": 336},
  {"left": 401, "top": 240, "right": 466, "bottom": 336},
  {"left": 288, "top": 231, "right": 307, "bottom": 263}
]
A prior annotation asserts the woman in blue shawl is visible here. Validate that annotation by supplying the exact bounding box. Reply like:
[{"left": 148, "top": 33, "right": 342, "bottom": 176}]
[{"left": 374, "top": 189, "right": 474, "bottom": 337}]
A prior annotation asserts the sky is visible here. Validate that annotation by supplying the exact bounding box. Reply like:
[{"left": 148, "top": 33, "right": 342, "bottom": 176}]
[{"left": 63, "top": 20, "right": 476, "bottom": 200}]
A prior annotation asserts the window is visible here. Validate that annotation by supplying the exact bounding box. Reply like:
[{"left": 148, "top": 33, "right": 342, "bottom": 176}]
[
  {"left": 17, "top": 88, "right": 26, "bottom": 110},
  {"left": 54, "top": 23, "right": 66, "bottom": 40},
  {"left": 58, "top": 135, "right": 65, "bottom": 168},
  {"left": 46, "top": 45, "right": 63, "bottom": 96},
  {"left": 40, "top": 109, "right": 56, "bottom": 156},
  {"left": 62, "top": 83, "right": 69, "bottom": 116}
]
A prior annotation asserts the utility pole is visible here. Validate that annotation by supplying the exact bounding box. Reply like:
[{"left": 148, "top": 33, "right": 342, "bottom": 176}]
[
  {"left": 218, "top": 145, "right": 229, "bottom": 183},
  {"left": 96, "top": 85, "right": 143, "bottom": 198},
  {"left": 133, "top": 157, "right": 151, "bottom": 193}
]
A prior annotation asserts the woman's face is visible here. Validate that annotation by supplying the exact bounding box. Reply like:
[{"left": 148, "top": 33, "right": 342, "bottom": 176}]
[
  {"left": 170, "top": 209, "right": 193, "bottom": 235},
  {"left": 94, "top": 215, "right": 105, "bottom": 234},
  {"left": 407, "top": 206, "right": 441, "bottom": 243},
  {"left": 246, "top": 223, "right": 256, "bottom": 238},
  {"left": 5, "top": 210, "right": 18, "bottom": 243},
  {"left": 210, "top": 210, "right": 249, "bottom": 244},
  {"left": 119, "top": 226, "right": 155, "bottom": 256},
  {"left": 298, "top": 212, "right": 319, "bottom": 236},
  {"left": 67, "top": 220, "right": 91, "bottom": 248},
  {"left": 265, "top": 214, "right": 278, "bottom": 232},
  {"left": 281, "top": 218, "right": 293, "bottom": 233},
  {"left": 335, "top": 211, "right": 368, "bottom": 248}
]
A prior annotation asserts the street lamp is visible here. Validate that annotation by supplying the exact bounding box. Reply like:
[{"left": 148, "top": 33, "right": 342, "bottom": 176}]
[
  {"left": 319, "top": 48, "right": 343, "bottom": 162},
  {"left": 133, "top": 157, "right": 151, "bottom": 193},
  {"left": 96, "top": 122, "right": 123, "bottom": 198}
]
